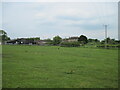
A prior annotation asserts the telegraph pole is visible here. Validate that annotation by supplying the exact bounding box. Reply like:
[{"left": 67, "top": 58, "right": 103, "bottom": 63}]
[{"left": 103, "top": 25, "right": 108, "bottom": 48}]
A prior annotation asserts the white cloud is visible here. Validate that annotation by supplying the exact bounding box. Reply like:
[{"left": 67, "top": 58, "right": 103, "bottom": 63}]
[
  {"left": 0, "top": 2, "right": 2, "bottom": 29},
  {"left": 34, "top": 2, "right": 117, "bottom": 25},
  {"left": 3, "top": 2, "right": 118, "bottom": 40},
  {"left": 36, "top": 2, "right": 116, "bottom": 18},
  {"left": 2, "top": 0, "right": 119, "bottom": 2}
]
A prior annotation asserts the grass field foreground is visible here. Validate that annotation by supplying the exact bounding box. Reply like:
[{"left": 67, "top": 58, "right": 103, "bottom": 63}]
[{"left": 2, "top": 45, "right": 118, "bottom": 88}]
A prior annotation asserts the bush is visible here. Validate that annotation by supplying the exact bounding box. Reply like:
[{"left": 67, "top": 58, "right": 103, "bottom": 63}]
[
  {"left": 60, "top": 42, "right": 80, "bottom": 47},
  {"left": 97, "top": 44, "right": 119, "bottom": 48}
]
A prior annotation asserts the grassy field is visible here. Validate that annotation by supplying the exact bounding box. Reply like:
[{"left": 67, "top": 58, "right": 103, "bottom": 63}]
[{"left": 2, "top": 45, "right": 118, "bottom": 88}]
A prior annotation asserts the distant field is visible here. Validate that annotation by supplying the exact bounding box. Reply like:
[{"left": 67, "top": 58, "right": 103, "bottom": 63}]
[{"left": 2, "top": 45, "right": 118, "bottom": 88}]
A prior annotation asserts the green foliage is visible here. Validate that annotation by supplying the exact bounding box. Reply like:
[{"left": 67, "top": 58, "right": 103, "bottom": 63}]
[
  {"left": 26, "top": 37, "right": 40, "bottom": 40},
  {"left": 44, "top": 39, "right": 53, "bottom": 45},
  {"left": 3, "top": 45, "right": 118, "bottom": 88},
  {"left": 0, "top": 30, "right": 7, "bottom": 35},
  {"left": 101, "top": 37, "right": 120, "bottom": 44},
  {"left": 44, "top": 38, "right": 52, "bottom": 42},
  {"left": 0, "top": 30, "right": 10, "bottom": 44},
  {"left": 60, "top": 42, "right": 80, "bottom": 47},
  {"left": 97, "top": 44, "right": 119, "bottom": 48},
  {"left": 78, "top": 35, "right": 88, "bottom": 44},
  {"left": 88, "top": 38, "right": 100, "bottom": 43},
  {"left": 94, "top": 39, "right": 100, "bottom": 42},
  {"left": 53, "top": 36, "right": 62, "bottom": 45}
]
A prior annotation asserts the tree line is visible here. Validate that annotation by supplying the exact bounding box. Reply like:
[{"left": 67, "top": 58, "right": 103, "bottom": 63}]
[
  {"left": 0, "top": 30, "right": 120, "bottom": 47},
  {"left": 52, "top": 35, "right": 120, "bottom": 47}
]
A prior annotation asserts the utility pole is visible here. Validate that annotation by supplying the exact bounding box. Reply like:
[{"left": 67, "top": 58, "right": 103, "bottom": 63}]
[{"left": 103, "top": 25, "right": 108, "bottom": 48}]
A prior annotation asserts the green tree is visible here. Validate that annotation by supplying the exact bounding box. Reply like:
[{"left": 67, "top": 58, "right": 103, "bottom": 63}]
[
  {"left": 115, "top": 40, "right": 120, "bottom": 44},
  {"left": 101, "top": 37, "right": 119, "bottom": 45},
  {"left": 27, "top": 37, "right": 40, "bottom": 40},
  {"left": 44, "top": 38, "right": 53, "bottom": 45},
  {"left": 53, "top": 36, "right": 62, "bottom": 45},
  {"left": 88, "top": 39, "right": 93, "bottom": 42},
  {"left": 60, "top": 42, "right": 80, "bottom": 47},
  {"left": 34, "top": 37, "right": 40, "bottom": 40},
  {"left": 78, "top": 35, "right": 88, "bottom": 44},
  {"left": 0, "top": 30, "right": 10, "bottom": 44},
  {"left": 44, "top": 38, "right": 52, "bottom": 42},
  {"left": 94, "top": 39, "right": 100, "bottom": 42},
  {"left": 106, "top": 37, "right": 111, "bottom": 43},
  {"left": 88, "top": 38, "right": 100, "bottom": 43}
]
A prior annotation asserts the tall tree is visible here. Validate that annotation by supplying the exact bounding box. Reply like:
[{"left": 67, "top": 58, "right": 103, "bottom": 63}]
[
  {"left": 94, "top": 39, "right": 100, "bottom": 43},
  {"left": 53, "top": 36, "right": 62, "bottom": 45},
  {"left": 0, "top": 30, "right": 10, "bottom": 44},
  {"left": 78, "top": 35, "right": 88, "bottom": 44},
  {"left": 88, "top": 38, "right": 93, "bottom": 42}
]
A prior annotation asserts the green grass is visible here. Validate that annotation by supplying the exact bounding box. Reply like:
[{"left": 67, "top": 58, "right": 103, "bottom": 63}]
[
  {"left": 2, "top": 45, "right": 118, "bottom": 88},
  {"left": 0, "top": 45, "right": 2, "bottom": 89}
]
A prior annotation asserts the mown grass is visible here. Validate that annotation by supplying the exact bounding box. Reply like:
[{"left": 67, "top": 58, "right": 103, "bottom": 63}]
[
  {"left": 2, "top": 45, "right": 118, "bottom": 88},
  {"left": 0, "top": 45, "right": 2, "bottom": 89}
]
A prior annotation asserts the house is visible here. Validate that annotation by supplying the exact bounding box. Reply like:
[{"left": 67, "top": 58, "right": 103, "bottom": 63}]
[
  {"left": 6, "top": 39, "right": 18, "bottom": 44},
  {"left": 6, "top": 38, "right": 50, "bottom": 46},
  {"left": 62, "top": 37, "right": 78, "bottom": 42},
  {"left": 36, "top": 40, "right": 48, "bottom": 45},
  {"left": 6, "top": 38, "right": 35, "bottom": 45},
  {"left": 68, "top": 37, "right": 78, "bottom": 42}
]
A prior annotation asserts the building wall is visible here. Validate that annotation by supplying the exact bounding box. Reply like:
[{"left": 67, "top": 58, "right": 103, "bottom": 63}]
[{"left": 68, "top": 39, "right": 78, "bottom": 42}]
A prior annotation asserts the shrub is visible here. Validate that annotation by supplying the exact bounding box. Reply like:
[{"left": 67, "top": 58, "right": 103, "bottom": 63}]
[
  {"left": 60, "top": 42, "right": 80, "bottom": 47},
  {"left": 97, "top": 44, "right": 119, "bottom": 48}
]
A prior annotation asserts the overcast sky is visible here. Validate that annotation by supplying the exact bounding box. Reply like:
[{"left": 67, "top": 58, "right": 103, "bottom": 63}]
[{"left": 1, "top": 2, "right": 118, "bottom": 40}]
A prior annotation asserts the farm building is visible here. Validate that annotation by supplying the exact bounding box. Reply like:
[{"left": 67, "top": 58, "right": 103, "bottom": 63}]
[
  {"left": 6, "top": 38, "right": 36, "bottom": 45},
  {"left": 6, "top": 38, "right": 49, "bottom": 45},
  {"left": 36, "top": 40, "right": 48, "bottom": 45},
  {"left": 62, "top": 37, "right": 78, "bottom": 42}
]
